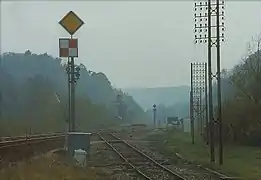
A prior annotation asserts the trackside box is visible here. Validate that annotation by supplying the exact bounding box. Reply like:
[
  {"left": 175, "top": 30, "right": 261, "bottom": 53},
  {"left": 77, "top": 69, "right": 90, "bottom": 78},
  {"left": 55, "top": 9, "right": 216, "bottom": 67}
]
[{"left": 67, "top": 132, "right": 91, "bottom": 153}]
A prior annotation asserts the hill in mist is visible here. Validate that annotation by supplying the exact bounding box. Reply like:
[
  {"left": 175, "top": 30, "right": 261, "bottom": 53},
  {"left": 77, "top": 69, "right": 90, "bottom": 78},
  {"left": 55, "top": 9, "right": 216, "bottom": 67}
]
[
  {"left": 123, "top": 85, "right": 190, "bottom": 110},
  {"left": 0, "top": 51, "right": 147, "bottom": 135}
]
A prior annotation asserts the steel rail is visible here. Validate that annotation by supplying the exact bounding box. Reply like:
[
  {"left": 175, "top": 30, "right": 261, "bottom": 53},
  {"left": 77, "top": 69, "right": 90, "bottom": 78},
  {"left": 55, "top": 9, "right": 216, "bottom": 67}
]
[
  {"left": 98, "top": 132, "right": 187, "bottom": 180},
  {"left": 98, "top": 132, "right": 152, "bottom": 180},
  {"left": 109, "top": 133, "right": 187, "bottom": 180},
  {"left": 0, "top": 133, "right": 65, "bottom": 141},
  {"left": 0, "top": 134, "right": 65, "bottom": 149}
]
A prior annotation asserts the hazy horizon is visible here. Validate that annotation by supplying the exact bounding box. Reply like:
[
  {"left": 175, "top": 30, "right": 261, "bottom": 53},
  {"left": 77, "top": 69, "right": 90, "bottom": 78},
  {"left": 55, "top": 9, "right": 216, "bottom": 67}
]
[{"left": 1, "top": 1, "right": 261, "bottom": 88}]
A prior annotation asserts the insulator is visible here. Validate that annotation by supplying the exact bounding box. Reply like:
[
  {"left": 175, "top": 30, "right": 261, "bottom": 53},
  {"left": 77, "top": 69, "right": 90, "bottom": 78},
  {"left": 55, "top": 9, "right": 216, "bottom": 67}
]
[{"left": 75, "top": 66, "right": 80, "bottom": 71}]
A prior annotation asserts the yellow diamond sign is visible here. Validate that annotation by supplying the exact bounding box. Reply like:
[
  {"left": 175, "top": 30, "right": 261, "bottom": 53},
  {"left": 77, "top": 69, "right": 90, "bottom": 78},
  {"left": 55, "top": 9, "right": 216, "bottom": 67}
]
[{"left": 59, "top": 11, "right": 84, "bottom": 35}]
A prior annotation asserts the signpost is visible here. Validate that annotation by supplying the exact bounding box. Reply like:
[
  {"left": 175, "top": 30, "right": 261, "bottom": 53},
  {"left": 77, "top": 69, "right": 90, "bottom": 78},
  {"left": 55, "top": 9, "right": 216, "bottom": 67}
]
[
  {"left": 153, "top": 104, "right": 156, "bottom": 128},
  {"left": 59, "top": 11, "right": 84, "bottom": 157},
  {"left": 59, "top": 11, "right": 84, "bottom": 36}
]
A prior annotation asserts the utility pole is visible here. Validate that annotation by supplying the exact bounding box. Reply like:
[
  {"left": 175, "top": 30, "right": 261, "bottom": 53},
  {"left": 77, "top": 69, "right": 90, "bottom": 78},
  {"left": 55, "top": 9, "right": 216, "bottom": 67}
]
[
  {"left": 193, "top": 0, "right": 225, "bottom": 164},
  {"left": 204, "top": 62, "right": 209, "bottom": 144},
  {"left": 190, "top": 64, "right": 195, "bottom": 144},
  {"left": 190, "top": 63, "right": 207, "bottom": 142},
  {"left": 0, "top": 57, "right": 2, "bottom": 120},
  {"left": 216, "top": 0, "right": 223, "bottom": 165},
  {"left": 153, "top": 104, "right": 156, "bottom": 128},
  {"left": 199, "top": 89, "right": 203, "bottom": 134},
  {"left": 189, "top": 90, "right": 195, "bottom": 144}
]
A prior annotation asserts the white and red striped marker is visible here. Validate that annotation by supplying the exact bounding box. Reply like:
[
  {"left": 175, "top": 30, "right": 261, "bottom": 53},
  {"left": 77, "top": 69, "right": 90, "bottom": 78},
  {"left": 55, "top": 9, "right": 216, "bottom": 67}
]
[{"left": 59, "top": 38, "right": 78, "bottom": 58}]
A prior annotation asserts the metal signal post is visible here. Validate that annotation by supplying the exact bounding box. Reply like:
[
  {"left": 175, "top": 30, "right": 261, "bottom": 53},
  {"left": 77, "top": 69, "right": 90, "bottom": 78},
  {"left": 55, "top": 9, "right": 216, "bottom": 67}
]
[
  {"left": 153, "top": 104, "right": 156, "bottom": 128},
  {"left": 194, "top": 0, "right": 225, "bottom": 164},
  {"left": 59, "top": 11, "right": 84, "bottom": 157}
]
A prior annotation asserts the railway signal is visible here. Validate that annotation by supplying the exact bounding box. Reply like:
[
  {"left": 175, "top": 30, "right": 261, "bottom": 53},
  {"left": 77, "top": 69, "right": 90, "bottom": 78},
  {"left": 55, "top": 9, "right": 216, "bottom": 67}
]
[
  {"left": 59, "top": 11, "right": 84, "bottom": 156},
  {"left": 153, "top": 104, "right": 157, "bottom": 128},
  {"left": 193, "top": 0, "right": 225, "bottom": 164}
]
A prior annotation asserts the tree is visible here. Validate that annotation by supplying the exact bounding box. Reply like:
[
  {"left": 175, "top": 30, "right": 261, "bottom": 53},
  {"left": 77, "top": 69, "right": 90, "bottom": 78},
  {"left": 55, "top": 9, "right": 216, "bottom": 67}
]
[
  {"left": 220, "top": 36, "right": 261, "bottom": 146},
  {"left": 0, "top": 51, "right": 146, "bottom": 135}
]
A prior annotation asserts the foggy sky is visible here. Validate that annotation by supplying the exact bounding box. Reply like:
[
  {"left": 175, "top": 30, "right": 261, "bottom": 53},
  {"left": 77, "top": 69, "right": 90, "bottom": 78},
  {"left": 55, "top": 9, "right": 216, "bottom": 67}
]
[{"left": 1, "top": 1, "right": 261, "bottom": 88}]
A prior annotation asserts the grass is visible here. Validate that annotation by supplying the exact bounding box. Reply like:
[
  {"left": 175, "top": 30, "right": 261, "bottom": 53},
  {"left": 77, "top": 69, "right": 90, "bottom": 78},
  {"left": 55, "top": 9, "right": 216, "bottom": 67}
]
[
  {"left": 147, "top": 128, "right": 261, "bottom": 180},
  {"left": 0, "top": 151, "right": 108, "bottom": 180}
]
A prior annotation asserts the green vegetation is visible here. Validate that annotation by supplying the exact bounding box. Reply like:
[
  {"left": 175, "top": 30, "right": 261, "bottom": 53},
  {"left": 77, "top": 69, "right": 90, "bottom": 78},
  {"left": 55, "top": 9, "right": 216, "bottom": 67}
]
[
  {"left": 216, "top": 37, "right": 261, "bottom": 146},
  {"left": 0, "top": 51, "right": 147, "bottom": 136},
  {"left": 146, "top": 37, "right": 261, "bottom": 180},
  {"left": 148, "top": 128, "right": 261, "bottom": 179},
  {"left": 146, "top": 37, "right": 261, "bottom": 147}
]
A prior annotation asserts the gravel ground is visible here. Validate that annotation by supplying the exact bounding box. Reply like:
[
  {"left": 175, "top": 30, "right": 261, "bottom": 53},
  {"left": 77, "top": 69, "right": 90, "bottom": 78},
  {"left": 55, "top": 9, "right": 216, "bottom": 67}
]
[
  {"left": 112, "top": 127, "right": 223, "bottom": 180},
  {"left": 89, "top": 134, "right": 142, "bottom": 179},
  {"left": 107, "top": 137, "right": 183, "bottom": 180}
]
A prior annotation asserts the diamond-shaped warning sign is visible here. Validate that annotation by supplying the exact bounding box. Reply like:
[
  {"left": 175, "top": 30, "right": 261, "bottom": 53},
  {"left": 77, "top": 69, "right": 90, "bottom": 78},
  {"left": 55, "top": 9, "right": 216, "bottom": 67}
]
[{"left": 59, "top": 11, "right": 84, "bottom": 35}]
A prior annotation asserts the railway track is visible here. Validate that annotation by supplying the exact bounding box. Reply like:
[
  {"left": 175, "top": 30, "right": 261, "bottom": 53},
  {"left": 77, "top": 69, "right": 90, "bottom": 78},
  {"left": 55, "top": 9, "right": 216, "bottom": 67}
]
[
  {"left": 0, "top": 133, "right": 66, "bottom": 163},
  {"left": 0, "top": 133, "right": 65, "bottom": 149},
  {"left": 98, "top": 131, "right": 187, "bottom": 180},
  {"left": 107, "top": 126, "right": 243, "bottom": 180}
]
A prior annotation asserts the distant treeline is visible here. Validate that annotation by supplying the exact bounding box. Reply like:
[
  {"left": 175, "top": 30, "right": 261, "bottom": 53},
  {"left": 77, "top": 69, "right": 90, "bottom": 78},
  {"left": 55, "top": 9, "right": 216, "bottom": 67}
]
[
  {"left": 0, "top": 51, "right": 147, "bottom": 136},
  {"left": 146, "top": 37, "right": 261, "bottom": 146}
]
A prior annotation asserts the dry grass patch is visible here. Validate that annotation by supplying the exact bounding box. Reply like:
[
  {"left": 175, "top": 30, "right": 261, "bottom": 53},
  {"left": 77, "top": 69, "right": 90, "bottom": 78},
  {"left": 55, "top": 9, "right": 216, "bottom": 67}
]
[{"left": 0, "top": 150, "right": 108, "bottom": 180}]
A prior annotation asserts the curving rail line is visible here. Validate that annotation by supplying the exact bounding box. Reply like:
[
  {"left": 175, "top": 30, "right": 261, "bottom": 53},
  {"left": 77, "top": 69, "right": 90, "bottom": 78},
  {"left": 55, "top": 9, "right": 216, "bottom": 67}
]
[{"left": 98, "top": 131, "right": 187, "bottom": 180}]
